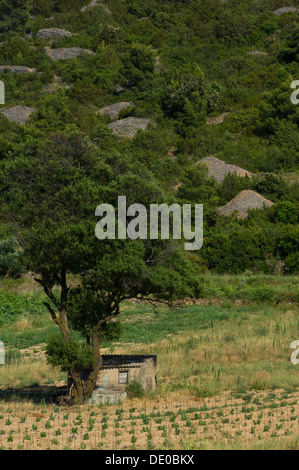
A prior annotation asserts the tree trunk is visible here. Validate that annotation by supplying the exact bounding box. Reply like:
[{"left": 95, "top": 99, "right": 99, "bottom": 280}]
[
  {"left": 84, "top": 330, "right": 103, "bottom": 400},
  {"left": 43, "top": 282, "right": 100, "bottom": 405},
  {"left": 69, "top": 369, "right": 85, "bottom": 404},
  {"left": 68, "top": 331, "right": 103, "bottom": 405},
  {"left": 57, "top": 308, "right": 73, "bottom": 344}
]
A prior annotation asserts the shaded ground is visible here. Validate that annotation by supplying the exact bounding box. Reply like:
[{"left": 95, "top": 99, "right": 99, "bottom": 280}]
[{"left": 0, "top": 385, "right": 65, "bottom": 404}]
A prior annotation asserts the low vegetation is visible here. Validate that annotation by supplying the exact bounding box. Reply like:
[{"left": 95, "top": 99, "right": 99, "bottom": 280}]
[{"left": 0, "top": 389, "right": 298, "bottom": 450}]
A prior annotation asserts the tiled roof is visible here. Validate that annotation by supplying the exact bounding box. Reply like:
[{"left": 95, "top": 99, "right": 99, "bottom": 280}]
[{"left": 101, "top": 355, "right": 157, "bottom": 369}]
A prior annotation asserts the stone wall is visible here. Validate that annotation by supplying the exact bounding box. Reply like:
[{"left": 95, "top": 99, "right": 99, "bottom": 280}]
[
  {"left": 68, "top": 357, "right": 157, "bottom": 392},
  {"left": 97, "top": 357, "right": 156, "bottom": 391}
]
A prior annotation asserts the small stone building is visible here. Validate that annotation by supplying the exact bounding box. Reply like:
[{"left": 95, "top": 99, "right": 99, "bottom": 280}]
[
  {"left": 68, "top": 355, "right": 157, "bottom": 393},
  {"left": 97, "top": 355, "right": 157, "bottom": 391}
]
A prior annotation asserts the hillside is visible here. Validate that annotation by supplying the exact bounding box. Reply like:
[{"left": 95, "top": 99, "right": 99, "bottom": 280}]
[{"left": 0, "top": 0, "right": 298, "bottom": 275}]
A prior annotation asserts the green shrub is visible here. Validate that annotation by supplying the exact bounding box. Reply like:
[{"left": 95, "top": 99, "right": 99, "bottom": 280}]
[
  {"left": 248, "top": 287, "right": 274, "bottom": 303},
  {"left": 255, "top": 174, "right": 290, "bottom": 202},
  {"left": 275, "top": 202, "right": 298, "bottom": 224},
  {"left": 126, "top": 381, "right": 145, "bottom": 398},
  {"left": 0, "top": 237, "right": 25, "bottom": 278}
]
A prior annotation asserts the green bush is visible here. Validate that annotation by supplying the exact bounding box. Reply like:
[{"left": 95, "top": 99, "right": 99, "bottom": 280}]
[
  {"left": 122, "top": 43, "right": 155, "bottom": 88},
  {"left": 248, "top": 287, "right": 274, "bottom": 303},
  {"left": 276, "top": 225, "right": 299, "bottom": 262},
  {"left": 284, "top": 252, "right": 299, "bottom": 274},
  {"left": 214, "top": 10, "right": 252, "bottom": 44},
  {"left": 0, "top": 237, "right": 25, "bottom": 278},
  {"left": 0, "top": 0, "right": 29, "bottom": 35},
  {"left": 31, "top": 0, "right": 55, "bottom": 17},
  {"left": 275, "top": 201, "right": 298, "bottom": 224},
  {"left": 255, "top": 174, "right": 290, "bottom": 202},
  {"left": 126, "top": 380, "right": 145, "bottom": 398},
  {"left": 45, "top": 334, "right": 94, "bottom": 372}
]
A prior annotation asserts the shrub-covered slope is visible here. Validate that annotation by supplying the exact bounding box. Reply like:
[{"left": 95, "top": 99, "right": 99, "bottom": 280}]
[{"left": 0, "top": 0, "right": 298, "bottom": 274}]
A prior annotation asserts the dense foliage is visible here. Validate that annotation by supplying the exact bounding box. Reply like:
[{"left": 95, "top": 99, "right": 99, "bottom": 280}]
[
  {"left": 0, "top": 0, "right": 297, "bottom": 276},
  {"left": 0, "top": 291, "right": 47, "bottom": 326}
]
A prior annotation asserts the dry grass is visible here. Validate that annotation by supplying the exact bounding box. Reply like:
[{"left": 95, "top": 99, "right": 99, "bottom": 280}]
[
  {"left": 1, "top": 305, "right": 298, "bottom": 397},
  {"left": 0, "top": 359, "right": 65, "bottom": 388},
  {"left": 115, "top": 306, "right": 299, "bottom": 397}
]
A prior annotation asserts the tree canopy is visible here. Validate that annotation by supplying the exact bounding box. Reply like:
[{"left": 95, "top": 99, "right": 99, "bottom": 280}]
[{"left": 3, "top": 132, "right": 201, "bottom": 403}]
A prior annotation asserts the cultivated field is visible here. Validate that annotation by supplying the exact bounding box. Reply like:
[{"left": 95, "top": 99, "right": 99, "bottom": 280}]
[
  {"left": 0, "top": 274, "right": 298, "bottom": 450},
  {"left": 0, "top": 390, "right": 298, "bottom": 450}
]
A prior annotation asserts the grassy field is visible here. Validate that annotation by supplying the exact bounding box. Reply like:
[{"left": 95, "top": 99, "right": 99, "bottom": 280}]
[{"left": 0, "top": 274, "right": 298, "bottom": 449}]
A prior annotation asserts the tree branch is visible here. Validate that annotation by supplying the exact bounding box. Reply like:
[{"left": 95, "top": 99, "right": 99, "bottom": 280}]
[
  {"left": 34, "top": 277, "right": 60, "bottom": 310},
  {"left": 43, "top": 302, "right": 58, "bottom": 324}
]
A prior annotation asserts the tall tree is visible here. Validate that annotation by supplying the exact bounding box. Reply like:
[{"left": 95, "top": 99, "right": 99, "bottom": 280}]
[{"left": 3, "top": 133, "right": 201, "bottom": 403}]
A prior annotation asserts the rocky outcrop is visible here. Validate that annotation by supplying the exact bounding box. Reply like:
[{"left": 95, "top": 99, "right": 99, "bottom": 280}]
[
  {"left": 273, "top": 7, "right": 298, "bottom": 16},
  {"left": 115, "top": 85, "right": 125, "bottom": 93},
  {"left": 45, "top": 47, "right": 96, "bottom": 61},
  {"left": 81, "top": 1, "right": 99, "bottom": 12},
  {"left": 0, "top": 105, "right": 36, "bottom": 125},
  {"left": 155, "top": 56, "right": 163, "bottom": 72},
  {"left": 96, "top": 102, "right": 134, "bottom": 120},
  {"left": 43, "top": 74, "right": 70, "bottom": 94},
  {"left": 247, "top": 51, "right": 267, "bottom": 56},
  {"left": 37, "top": 28, "right": 72, "bottom": 39},
  {"left": 103, "top": 5, "right": 111, "bottom": 15},
  {"left": 217, "top": 190, "right": 274, "bottom": 218},
  {"left": 81, "top": 1, "right": 111, "bottom": 14},
  {"left": 0, "top": 66, "right": 36, "bottom": 73},
  {"left": 198, "top": 156, "right": 253, "bottom": 183},
  {"left": 108, "top": 117, "right": 152, "bottom": 138},
  {"left": 207, "top": 112, "right": 230, "bottom": 125}
]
